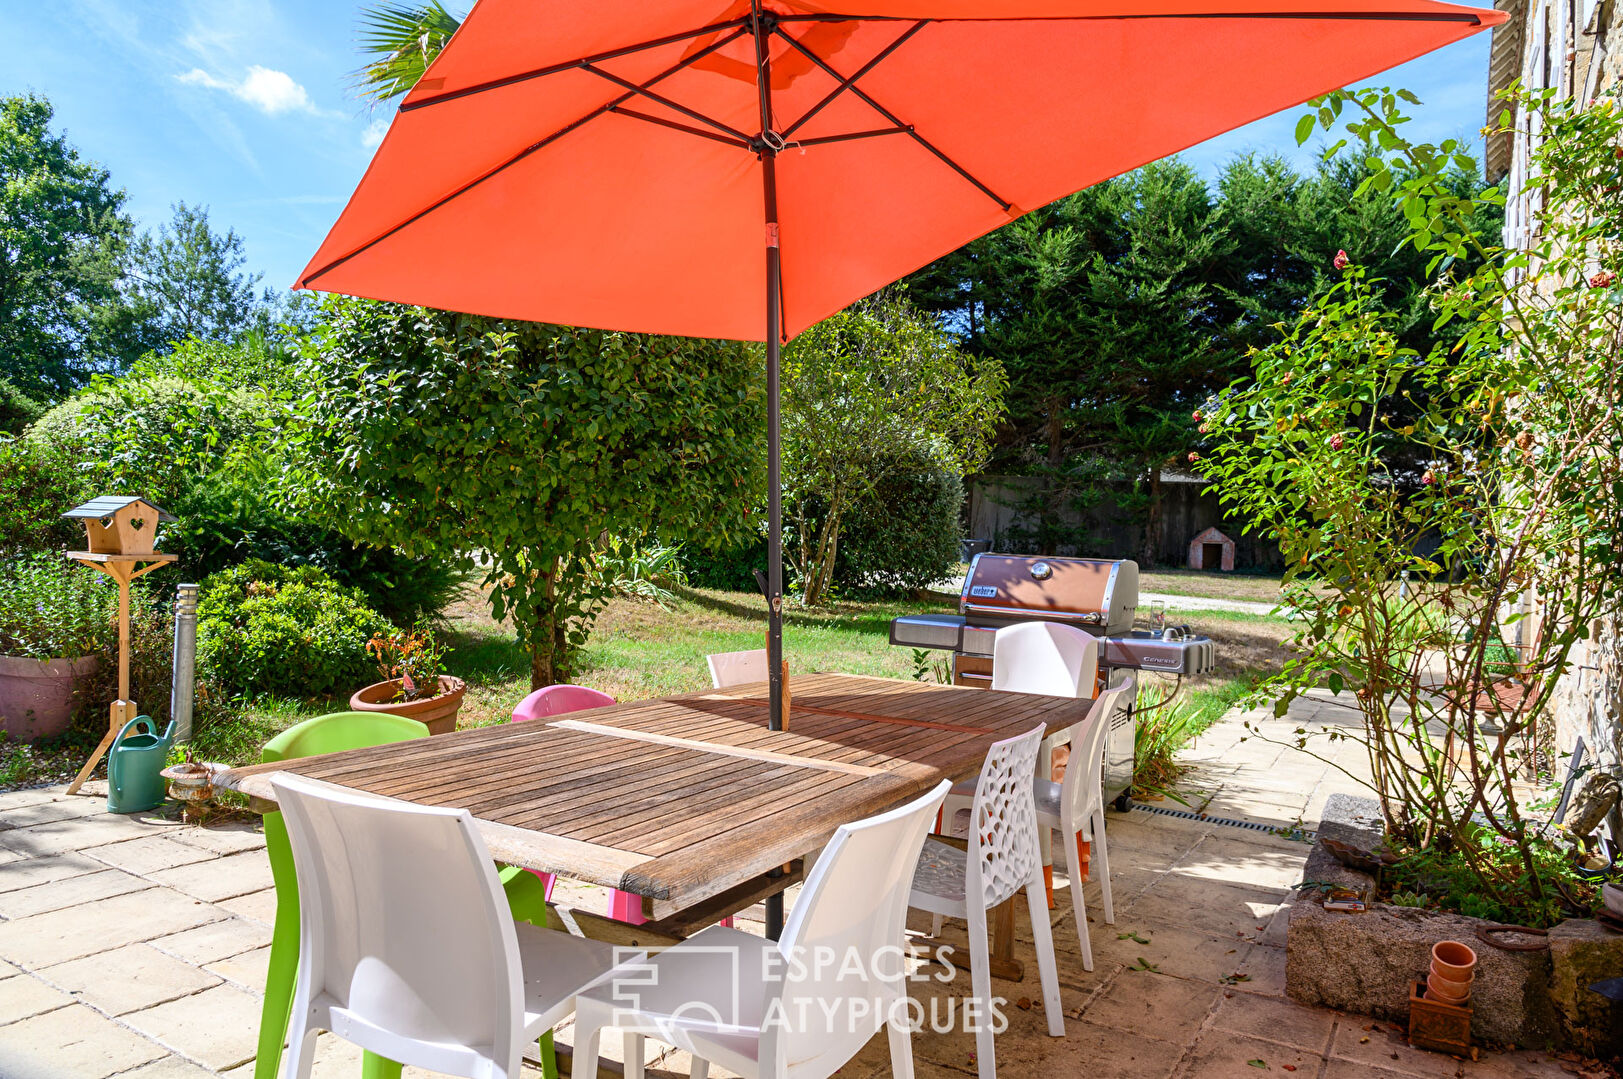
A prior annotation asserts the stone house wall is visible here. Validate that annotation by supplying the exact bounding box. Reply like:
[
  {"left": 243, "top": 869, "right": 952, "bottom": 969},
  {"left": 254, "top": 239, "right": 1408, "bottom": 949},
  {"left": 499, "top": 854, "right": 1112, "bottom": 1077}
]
[{"left": 1488, "top": 0, "right": 1623, "bottom": 780}]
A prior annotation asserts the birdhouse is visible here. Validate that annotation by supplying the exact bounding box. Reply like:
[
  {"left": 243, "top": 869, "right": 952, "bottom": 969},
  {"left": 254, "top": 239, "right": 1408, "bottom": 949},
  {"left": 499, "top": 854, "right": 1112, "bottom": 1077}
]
[{"left": 62, "top": 496, "right": 176, "bottom": 557}]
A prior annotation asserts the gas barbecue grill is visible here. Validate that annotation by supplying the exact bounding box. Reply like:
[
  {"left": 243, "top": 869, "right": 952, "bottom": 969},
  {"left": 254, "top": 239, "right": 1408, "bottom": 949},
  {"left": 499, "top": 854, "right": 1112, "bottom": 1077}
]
[{"left": 890, "top": 554, "right": 1216, "bottom": 805}]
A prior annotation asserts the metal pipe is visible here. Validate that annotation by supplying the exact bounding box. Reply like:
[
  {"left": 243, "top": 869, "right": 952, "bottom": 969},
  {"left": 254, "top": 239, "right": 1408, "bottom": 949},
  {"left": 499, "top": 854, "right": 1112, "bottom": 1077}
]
[
  {"left": 171, "top": 584, "right": 198, "bottom": 743},
  {"left": 755, "top": 0, "right": 786, "bottom": 944}
]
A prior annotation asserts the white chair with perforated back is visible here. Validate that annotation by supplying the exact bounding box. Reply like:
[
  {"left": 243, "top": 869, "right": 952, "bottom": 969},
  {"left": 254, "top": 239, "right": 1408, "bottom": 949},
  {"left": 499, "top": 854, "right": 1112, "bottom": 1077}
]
[
  {"left": 270, "top": 773, "right": 638, "bottom": 1079},
  {"left": 570, "top": 780, "right": 951, "bottom": 1079},
  {"left": 967, "top": 622, "right": 1100, "bottom": 907},
  {"left": 910, "top": 726, "right": 1064, "bottom": 1079},
  {"left": 707, "top": 649, "right": 769, "bottom": 688}
]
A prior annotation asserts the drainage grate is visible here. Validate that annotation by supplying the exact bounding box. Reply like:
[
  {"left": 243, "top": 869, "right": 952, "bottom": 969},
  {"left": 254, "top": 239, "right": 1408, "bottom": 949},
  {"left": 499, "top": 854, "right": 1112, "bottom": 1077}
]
[{"left": 1130, "top": 802, "right": 1315, "bottom": 842}]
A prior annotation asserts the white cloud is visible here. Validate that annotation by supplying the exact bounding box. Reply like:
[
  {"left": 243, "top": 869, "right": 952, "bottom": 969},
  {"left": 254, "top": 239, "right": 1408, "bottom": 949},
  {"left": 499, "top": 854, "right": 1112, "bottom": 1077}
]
[
  {"left": 177, "top": 64, "right": 317, "bottom": 115},
  {"left": 362, "top": 116, "right": 390, "bottom": 148}
]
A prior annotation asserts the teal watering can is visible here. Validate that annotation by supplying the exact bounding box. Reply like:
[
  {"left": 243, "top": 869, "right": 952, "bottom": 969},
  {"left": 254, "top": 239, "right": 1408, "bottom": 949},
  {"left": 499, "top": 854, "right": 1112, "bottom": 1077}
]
[{"left": 107, "top": 717, "right": 176, "bottom": 814}]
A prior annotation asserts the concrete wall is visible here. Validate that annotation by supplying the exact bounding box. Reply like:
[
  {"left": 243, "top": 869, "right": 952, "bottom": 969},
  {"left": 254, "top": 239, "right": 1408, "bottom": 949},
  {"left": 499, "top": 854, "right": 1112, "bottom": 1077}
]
[{"left": 967, "top": 474, "right": 1282, "bottom": 570}]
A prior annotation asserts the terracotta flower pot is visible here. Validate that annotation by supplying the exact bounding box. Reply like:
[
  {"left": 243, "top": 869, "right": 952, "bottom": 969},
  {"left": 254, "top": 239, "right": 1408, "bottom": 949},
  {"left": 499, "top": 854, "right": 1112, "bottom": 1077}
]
[
  {"left": 349, "top": 676, "right": 466, "bottom": 735},
  {"left": 1431, "top": 940, "right": 1477, "bottom": 982},
  {"left": 0, "top": 654, "right": 99, "bottom": 743},
  {"left": 1426, "top": 969, "right": 1471, "bottom": 1003}
]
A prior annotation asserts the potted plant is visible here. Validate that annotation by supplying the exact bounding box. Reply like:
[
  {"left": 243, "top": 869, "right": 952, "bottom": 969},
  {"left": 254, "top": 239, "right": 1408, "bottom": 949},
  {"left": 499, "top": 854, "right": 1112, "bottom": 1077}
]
[
  {"left": 0, "top": 553, "right": 112, "bottom": 742},
  {"left": 350, "top": 626, "right": 465, "bottom": 735}
]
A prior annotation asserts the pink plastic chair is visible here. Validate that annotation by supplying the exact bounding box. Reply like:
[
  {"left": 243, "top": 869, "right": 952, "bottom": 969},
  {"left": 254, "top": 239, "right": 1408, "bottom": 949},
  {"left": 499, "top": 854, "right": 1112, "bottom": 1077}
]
[
  {"left": 511, "top": 684, "right": 616, "bottom": 722},
  {"left": 508, "top": 685, "right": 727, "bottom": 927},
  {"left": 509, "top": 685, "right": 615, "bottom": 908}
]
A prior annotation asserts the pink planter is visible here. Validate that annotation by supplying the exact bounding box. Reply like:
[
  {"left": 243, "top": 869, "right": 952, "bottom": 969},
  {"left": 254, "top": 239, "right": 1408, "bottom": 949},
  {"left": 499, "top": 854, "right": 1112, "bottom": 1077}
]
[{"left": 0, "top": 655, "right": 99, "bottom": 743}]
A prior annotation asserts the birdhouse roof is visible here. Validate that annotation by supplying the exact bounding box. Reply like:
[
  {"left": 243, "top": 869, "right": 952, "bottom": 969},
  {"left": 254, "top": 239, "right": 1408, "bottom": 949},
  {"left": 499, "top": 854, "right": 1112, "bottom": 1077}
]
[{"left": 61, "top": 496, "right": 176, "bottom": 522}]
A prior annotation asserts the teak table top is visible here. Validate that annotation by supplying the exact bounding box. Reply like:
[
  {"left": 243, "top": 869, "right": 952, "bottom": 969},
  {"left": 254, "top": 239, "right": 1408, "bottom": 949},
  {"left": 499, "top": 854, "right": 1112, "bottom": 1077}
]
[{"left": 215, "top": 673, "right": 1092, "bottom": 919}]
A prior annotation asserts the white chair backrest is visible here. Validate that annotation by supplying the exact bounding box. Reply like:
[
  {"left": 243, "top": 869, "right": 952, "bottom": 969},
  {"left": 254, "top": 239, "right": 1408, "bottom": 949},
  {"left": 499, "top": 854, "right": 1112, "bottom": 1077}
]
[
  {"left": 968, "top": 725, "right": 1047, "bottom": 911},
  {"left": 990, "top": 622, "right": 1099, "bottom": 698},
  {"left": 706, "top": 649, "right": 769, "bottom": 688},
  {"left": 1064, "top": 676, "right": 1136, "bottom": 825},
  {"left": 772, "top": 780, "right": 951, "bottom": 1079},
  {"left": 272, "top": 774, "right": 524, "bottom": 1075}
]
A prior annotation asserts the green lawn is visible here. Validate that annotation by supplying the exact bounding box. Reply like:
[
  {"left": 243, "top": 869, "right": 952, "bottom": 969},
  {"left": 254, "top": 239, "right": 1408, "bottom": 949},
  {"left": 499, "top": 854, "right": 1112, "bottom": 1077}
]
[{"left": 1, "top": 583, "right": 1295, "bottom": 787}]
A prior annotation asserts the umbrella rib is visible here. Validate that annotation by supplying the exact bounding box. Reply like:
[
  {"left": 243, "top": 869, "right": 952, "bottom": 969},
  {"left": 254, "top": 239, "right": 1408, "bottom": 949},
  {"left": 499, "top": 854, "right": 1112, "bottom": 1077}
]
[
  {"left": 781, "top": 21, "right": 929, "bottom": 140},
  {"left": 610, "top": 106, "right": 754, "bottom": 149},
  {"left": 398, "top": 17, "right": 751, "bottom": 113},
  {"left": 300, "top": 27, "right": 749, "bottom": 288},
  {"left": 771, "top": 25, "right": 1012, "bottom": 213},
  {"left": 580, "top": 63, "right": 754, "bottom": 143},
  {"left": 793, "top": 126, "right": 913, "bottom": 147}
]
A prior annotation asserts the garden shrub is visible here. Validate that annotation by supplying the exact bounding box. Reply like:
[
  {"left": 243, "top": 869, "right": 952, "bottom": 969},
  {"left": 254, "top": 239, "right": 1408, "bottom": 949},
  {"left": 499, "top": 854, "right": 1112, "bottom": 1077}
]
[
  {"left": 0, "top": 437, "right": 89, "bottom": 557},
  {"left": 28, "top": 374, "right": 263, "bottom": 506},
  {"left": 682, "top": 535, "right": 764, "bottom": 592},
  {"left": 167, "top": 468, "right": 463, "bottom": 625},
  {"left": 0, "top": 552, "right": 114, "bottom": 659},
  {"left": 197, "top": 559, "right": 396, "bottom": 698},
  {"left": 0, "top": 378, "right": 45, "bottom": 435},
  {"left": 834, "top": 452, "right": 963, "bottom": 595}
]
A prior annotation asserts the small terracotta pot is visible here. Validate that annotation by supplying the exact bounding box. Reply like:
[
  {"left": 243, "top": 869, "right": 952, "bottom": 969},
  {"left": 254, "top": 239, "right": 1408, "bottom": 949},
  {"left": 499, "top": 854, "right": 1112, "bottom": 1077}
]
[
  {"left": 1425, "top": 972, "right": 1470, "bottom": 1005},
  {"left": 1431, "top": 940, "right": 1477, "bottom": 981},
  {"left": 349, "top": 676, "right": 466, "bottom": 735},
  {"left": 1427, "top": 967, "right": 1472, "bottom": 995}
]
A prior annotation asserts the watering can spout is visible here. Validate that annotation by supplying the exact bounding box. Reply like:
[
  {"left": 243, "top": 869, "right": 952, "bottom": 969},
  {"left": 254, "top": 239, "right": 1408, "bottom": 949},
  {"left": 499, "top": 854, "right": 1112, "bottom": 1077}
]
[{"left": 106, "top": 717, "right": 177, "bottom": 814}]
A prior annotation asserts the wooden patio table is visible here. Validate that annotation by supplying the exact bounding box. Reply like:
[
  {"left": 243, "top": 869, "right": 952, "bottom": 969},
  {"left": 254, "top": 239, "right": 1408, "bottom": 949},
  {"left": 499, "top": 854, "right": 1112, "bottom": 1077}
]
[{"left": 215, "top": 673, "right": 1092, "bottom": 960}]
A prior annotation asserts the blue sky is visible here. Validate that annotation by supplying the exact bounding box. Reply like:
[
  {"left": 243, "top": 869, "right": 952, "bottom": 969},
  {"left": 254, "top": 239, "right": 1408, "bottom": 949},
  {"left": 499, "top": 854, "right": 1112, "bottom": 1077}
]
[{"left": 4, "top": 0, "right": 1497, "bottom": 298}]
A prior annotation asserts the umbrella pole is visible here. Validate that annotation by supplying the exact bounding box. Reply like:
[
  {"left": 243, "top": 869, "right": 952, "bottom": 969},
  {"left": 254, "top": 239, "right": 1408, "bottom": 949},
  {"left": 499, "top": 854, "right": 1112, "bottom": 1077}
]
[{"left": 756, "top": 2, "right": 786, "bottom": 942}]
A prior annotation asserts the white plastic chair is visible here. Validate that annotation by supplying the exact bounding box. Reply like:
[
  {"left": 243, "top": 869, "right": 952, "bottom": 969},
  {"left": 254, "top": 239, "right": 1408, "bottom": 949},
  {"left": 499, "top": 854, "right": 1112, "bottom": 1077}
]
[
  {"left": 270, "top": 774, "right": 637, "bottom": 1079},
  {"left": 570, "top": 780, "right": 951, "bottom": 1079},
  {"left": 989, "top": 622, "right": 1100, "bottom": 903},
  {"left": 990, "top": 621, "right": 1098, "bottom": 698},
  {"left": 910, "top": 726, "right": 1063, "bottom": 1079},
  {"left": 940, "top": 677, "right": 1134, "bottom": 971},
  {"left": 707, "top": 649, "right": 769, "bottom": 688}
]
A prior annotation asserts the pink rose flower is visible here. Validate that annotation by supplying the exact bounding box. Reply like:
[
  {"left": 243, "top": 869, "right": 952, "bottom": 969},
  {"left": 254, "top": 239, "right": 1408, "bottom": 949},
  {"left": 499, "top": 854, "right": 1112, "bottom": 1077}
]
[{"left": 1333, "top": 250, "right": 1350, "bottom": 270}]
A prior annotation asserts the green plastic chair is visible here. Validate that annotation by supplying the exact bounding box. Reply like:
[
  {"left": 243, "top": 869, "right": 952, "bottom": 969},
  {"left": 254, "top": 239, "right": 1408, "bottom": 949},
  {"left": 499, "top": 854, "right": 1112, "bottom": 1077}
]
[{"left": 254, "top": 712, "right": 559, "bottom": 1079}]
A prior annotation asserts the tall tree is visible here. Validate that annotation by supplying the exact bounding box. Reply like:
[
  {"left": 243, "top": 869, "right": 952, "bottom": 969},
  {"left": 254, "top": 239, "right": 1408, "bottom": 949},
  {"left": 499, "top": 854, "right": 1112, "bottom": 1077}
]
[
  {"left": 352, "top": 2, "right": 464, "bottom": 103},
  {"left": 121, "top": 202, "right": 269, "bottom": 352},
  {"left": 0, "top": 94, "right": 132, "bottom": 397},
  {"left": 292, "top": 298, "right": 764, "bottom": 688},
  {"left": 783, "top": 292, "right": 1005, "bottom": 606}
]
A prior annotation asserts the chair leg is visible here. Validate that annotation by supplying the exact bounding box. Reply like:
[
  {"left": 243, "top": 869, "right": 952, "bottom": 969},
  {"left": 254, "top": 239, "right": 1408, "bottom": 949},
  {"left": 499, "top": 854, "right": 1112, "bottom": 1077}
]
[
  {"left": 966, "top": 901, "right": 997, "bottom": 1079},
  {"left": 1092, "top": 807, "right": 1114, "bottom": 924},
  {"left": 624, "top": 1031, "right": 645, "bottom": 1079},
  {"left": 887, "top": 1014, "right": 916, "bottom": 1079},
  {"left": 691, "top": 1057, "right": 711, "bottom": 1079},
  {"left": 1064, "top": 834, "right": 1093, "bottom": 972},
  {"left": 571, "top": 1006, "right": 606, "bottom": 1079},
  {"left": 255, "top": 882, "right": 300, "bottom": 1079},
  {"left": 609, "top": 889, "right": 647, "bottom": 925},
  {"left": 1025, "top": 878, "right": 1065, "bottom": 1038},
  {"left": 279, "top": 1008, "right": 319, "bottom": 1079},
  {"left": 359, "top": 1055, "right": 401, "bottom": 1079},
  {"left": 930, "top": 913, "right": 944, "bottom": 938}
]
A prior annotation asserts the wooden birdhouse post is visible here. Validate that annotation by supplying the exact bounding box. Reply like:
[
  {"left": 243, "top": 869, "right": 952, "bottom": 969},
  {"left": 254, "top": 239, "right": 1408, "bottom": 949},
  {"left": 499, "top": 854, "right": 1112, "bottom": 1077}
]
[{"left": 61, "top": 497, "right": 178, "bottom": 795}]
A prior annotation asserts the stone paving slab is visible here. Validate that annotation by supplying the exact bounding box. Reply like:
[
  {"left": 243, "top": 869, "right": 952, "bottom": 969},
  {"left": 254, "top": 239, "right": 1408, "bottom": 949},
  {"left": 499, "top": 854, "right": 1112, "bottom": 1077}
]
[{"left": 0, "top": 694, "right": 1606, "bottom": 1079}]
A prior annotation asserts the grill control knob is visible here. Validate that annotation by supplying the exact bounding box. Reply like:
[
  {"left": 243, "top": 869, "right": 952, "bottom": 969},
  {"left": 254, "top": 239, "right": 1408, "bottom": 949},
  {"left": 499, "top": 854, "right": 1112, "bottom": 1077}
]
[
  {"left": 1080, "top": 612, "right": 1103, "bottom": 624},
  {"left": 1030, "top": 561, "right": 1052, "bottom": 580}
]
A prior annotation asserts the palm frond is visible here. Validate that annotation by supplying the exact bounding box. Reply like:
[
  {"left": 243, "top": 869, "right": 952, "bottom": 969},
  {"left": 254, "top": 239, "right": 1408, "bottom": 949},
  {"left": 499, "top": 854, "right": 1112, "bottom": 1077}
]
[{"left": 351, "top": 1, "right": 463, "bottom": 104}]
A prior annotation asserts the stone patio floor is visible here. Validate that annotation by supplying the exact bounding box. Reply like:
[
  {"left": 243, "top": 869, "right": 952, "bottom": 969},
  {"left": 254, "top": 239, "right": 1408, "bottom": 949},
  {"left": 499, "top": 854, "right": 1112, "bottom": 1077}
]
[{"left": 0, "top": 693, "right": 1607, "bottom": 1079}]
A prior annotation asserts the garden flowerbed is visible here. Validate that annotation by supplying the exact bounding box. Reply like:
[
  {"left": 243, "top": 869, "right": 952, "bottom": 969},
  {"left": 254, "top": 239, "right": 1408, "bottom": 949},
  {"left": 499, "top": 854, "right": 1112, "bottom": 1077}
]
[{"left": 1285, "top": 796, "right": 1623, "bottom": 1055}]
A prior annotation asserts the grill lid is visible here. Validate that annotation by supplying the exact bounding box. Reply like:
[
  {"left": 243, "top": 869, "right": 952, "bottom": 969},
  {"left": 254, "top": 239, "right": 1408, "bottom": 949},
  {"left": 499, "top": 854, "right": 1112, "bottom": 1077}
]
[{"left": 960, "top": 554, "right": 1139, "bottom": 635}]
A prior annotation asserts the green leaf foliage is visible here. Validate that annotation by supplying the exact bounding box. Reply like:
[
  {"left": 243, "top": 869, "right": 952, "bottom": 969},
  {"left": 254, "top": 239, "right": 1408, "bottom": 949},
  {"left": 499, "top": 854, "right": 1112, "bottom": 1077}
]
[
  {"left": 0, "top": 552, "right": 115, "bottom": 660},
  {"left": 290, "top": 298, "right": 765, "bottom": 687},
  {"left": 197, "top": 560, "right": 394, "bottom": 698}
]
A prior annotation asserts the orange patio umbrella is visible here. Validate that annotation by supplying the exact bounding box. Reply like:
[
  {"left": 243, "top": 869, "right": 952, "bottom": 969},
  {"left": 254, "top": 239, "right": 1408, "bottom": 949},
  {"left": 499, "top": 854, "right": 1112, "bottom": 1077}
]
[{"left": 298, "top": 0, "right": 1500, "bottom": 926}]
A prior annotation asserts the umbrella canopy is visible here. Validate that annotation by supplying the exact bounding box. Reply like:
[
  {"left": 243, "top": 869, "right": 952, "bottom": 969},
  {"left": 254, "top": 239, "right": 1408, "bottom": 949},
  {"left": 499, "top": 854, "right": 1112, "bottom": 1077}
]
[
  {"left": 301, "top": 0, "right": 1500, "bottom": 338},
  {"left": 299, "top": 0, "right": 1500, "bottom": 936}
]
